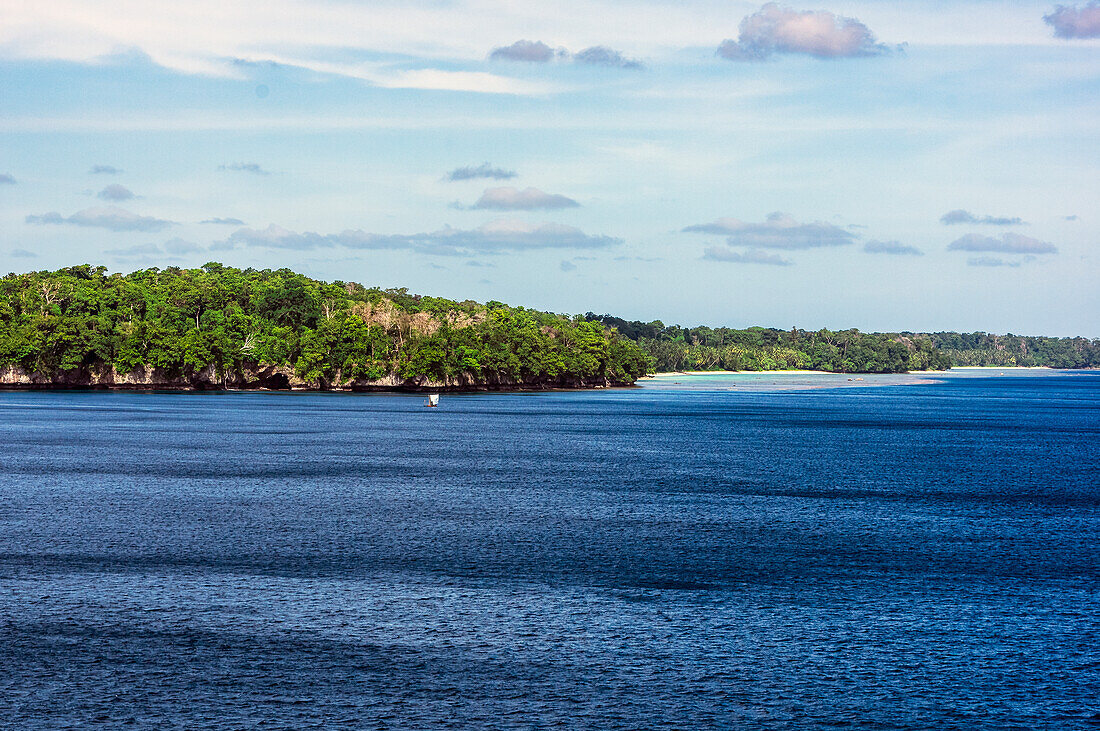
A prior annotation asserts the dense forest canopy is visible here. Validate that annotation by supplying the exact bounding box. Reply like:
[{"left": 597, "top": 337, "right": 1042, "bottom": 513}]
[
  {"left": 928, "top": 331, "right": 1100, "bottom": 369},
  {"left": 584, "top": 314, "right": 950, "bottom": 373},
  {"left": 585, "top": 314, "right": 1100, "bottom": 373},
  {"left": 0, "top": 264, "right": 649, "bottom": 389}
]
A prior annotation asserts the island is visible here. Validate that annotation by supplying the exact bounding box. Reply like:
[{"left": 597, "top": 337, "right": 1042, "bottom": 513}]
[{"left": 2, "top": 264, "right": 1096, "bottom": 392}]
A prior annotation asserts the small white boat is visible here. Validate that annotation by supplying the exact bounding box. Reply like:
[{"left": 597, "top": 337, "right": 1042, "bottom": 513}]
[{"left": 426, "top": 393, "right": 440, "bottom": 408}]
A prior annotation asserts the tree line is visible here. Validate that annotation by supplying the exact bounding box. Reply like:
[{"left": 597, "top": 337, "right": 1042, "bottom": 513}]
[
  {"left": 585, "top": 315, "right": 947, "bottom": 373},
  {"left": 929, "top": 331, "right": 1100, "bottom": 369},
  {"left": 586, "top": 314, "right": 1100, "bottom": 372},
  {"left": 0, "top": 264, "right": 649, "bottom": 388}
]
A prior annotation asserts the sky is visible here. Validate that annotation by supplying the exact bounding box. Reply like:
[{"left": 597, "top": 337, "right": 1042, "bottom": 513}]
[{"left": 1, "top": 0, "right": 1098, "bottom": 336}]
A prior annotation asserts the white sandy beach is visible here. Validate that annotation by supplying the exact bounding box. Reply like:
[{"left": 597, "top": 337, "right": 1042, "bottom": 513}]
[
  {"left": 649, "top": 369, "right": 835, "bottom": 377},
  {"left": 650, "top": 366, "right": 1057, "bottom": 378}
]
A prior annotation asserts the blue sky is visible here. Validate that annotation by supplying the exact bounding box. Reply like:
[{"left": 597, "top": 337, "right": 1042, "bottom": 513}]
[{"left": 1, "top": 0, "right": 1098, "bottom": 335}]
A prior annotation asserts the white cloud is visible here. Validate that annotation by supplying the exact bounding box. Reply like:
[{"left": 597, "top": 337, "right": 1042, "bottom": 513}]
[
  {"left": 185, "top": 50, "right": 555, "bottom": 95},
  {"left": 703, "top": 247, "right": 792, "bottom": 265},
  {"left": 967, "top": 256, "right": 1023, "bottom": 267},
  {"left": 472, "top": 187, "right": 579, "bottom": 210},
  {"left": 863, "top": 240, "right": 923, "bottom": 255},
  {"left": 940, "top": 209, "right": 1024, "bottom": 225},
  {"left": 377, "top": 68, "right": 552, "bottom": 94},
  {"left": 0, "top": 0, "right": 1068, "bottom": 92},
  {"left": 948, "top": 233, "right": 1057, "bottom": 254},
  {"left": 718, "top": 3, "right": 890, "bottom": 61},
  {"left": 684, "top": 212, "right": 857, "bottom": 249},
  {"left": 97, "top": 183, "right": 135, "bottom": 201},
  {"left": 490, "top": 40, "right": 564, "bottom": 62},
  {"left": 490, "top": 40, "right": 641, "bottom": 69},
  {"left": 573, "top": 46, "right": 642, "bottom": 69},
  {"left": 219, "top": 162, "right": 270, "bottom": 176},
  {"left": 0, "top": 1, "right": 563, "bottom": 94},
  {"left": 225, "top": 220, "right": 620, "bottom": 255},
  {"left": 446, "top": 163, "right": 517, "bottom": 181},
  {"left": 1044, "top": 2, "right": 1100, "bottom": 38},
  {"left": 227, "top": 224, "right": 327, "bottom": 250},
  {"left": 25, "top": 206, "right": 174, "bottom": 232}
]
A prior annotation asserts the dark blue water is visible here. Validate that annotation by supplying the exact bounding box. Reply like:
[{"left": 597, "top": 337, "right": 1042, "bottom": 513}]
[{"left": 1, "top": 372, "right": 1098, "bottom": 729}]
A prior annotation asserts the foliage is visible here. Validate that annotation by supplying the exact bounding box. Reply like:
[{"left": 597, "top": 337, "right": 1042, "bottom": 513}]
[
  {"left": 585, "top": 315, "right": 954, "bottom": 373},
  {"left": 588, "top": 314, "right": 1100, "bottom": 373},
  {"left": 0, "top": 264, "right": 649, "bottom": 387},
  {"left": 928, "top": 331, "right": 1100, "bottom": 369}
]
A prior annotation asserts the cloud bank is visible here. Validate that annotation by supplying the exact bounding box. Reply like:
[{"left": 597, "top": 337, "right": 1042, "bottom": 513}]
[
  {"left": 718, "top": 3, "right": 889, "bottom": 61},
  {"left": 1044, "top": 2, "right": 1100, "bottom": 38},
  {"left": 947, "top": 233, "right": 1057, "bottom": 254},
  {"left": 225, "top": 220, "right": 620, "bottom": 256},
  {"left": 863, "top": 240, "right": 923, "bottom": 256},
  {"left": 703, "top": 247, "right": 792, "bottom": 265},
  {"left": 26, "top": 206, "right": 174, "bottom": 232},
  {"left": 472, "top": 186, "right": 579, "bottom": 210},
  {"left": 446, "top": 163, "right": 517, "bottom": 181},
  {"left": 97, "top": 184, "right": 135, "bottom": 201},
  {"left": 940, "top": 209, "right": 1024, "bottom": 226},
  {"left": 684, "top": 212, "right": 857, "bottom": 249}
]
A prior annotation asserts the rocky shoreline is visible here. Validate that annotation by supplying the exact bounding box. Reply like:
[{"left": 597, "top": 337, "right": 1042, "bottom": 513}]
[{"left": 0, "top": 365, "right": 635, "bottom": 392}]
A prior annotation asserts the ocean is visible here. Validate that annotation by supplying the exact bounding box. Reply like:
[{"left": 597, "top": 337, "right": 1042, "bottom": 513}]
[{"left": 1, "top": 370, "right": 1098, "bottom": 728}]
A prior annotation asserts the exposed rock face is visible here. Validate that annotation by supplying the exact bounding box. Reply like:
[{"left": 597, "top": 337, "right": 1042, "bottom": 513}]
[
  {"left": 0, "top": 365, "right": 632, "bottom": 392},
  {"left": 346, "top": 300, "right": 446, "bottom": 337},
  {"left": 0, "top": 364, "right": 297, "bottom": 391}
]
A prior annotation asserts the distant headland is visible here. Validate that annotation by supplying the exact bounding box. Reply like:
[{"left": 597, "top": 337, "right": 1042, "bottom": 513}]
[
  {"left": 584, "top": 315, "right": 1100, "bottom": 373},
  {"left": 0, "top": 264, "right": 1096, "bottom": 392}
]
